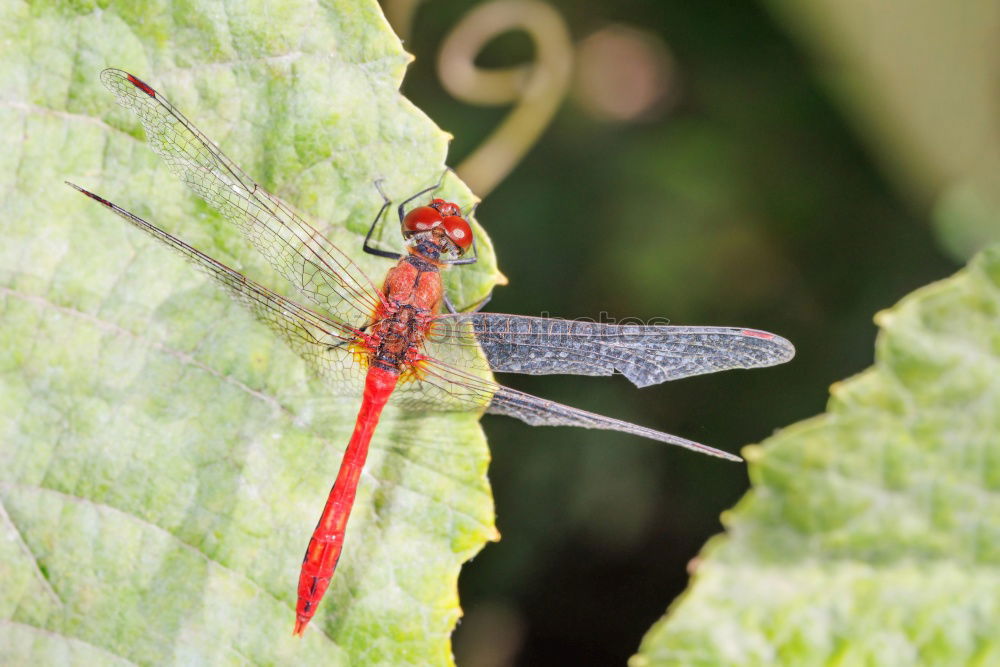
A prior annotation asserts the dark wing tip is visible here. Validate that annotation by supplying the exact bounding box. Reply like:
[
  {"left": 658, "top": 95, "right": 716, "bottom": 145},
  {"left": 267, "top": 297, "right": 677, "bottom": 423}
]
[
  {"left": 65, "top": 181, "right": 111, "bottom": 207},
  {"left": 100, "top": 68, "right": 157, "bottom": 98},
  {"left": 739, "top": 328, "right": 796, "bottom": 364},
  {"left": 126, "top": 73, "right": 157, "bottom": 98},
  {"left": 709, "top": 447, "right": 743, "bottom": 463},
  {"left": 739, "top": 328, "right": 775, "bottom": 340}
]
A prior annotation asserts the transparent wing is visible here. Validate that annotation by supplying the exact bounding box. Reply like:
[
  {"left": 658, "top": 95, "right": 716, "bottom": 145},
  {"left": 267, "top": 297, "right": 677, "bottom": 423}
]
[
  {"left": 392, "top": 354, "right": 741, "bottom": 461},
  {"left": 486, "top": 386, "right": 741, "bottom": 461},
  {"left": 100, "top": 68, "right": 381, "bottom": 325},
  {"left": 70, "top": 180, "right": 744, "bottom": 461},
  {"left": 427, "top": 313, "right": 795, "bottom": 387},
  {"left": 68, "top": 182, "right": 364, "bottom": 395}
]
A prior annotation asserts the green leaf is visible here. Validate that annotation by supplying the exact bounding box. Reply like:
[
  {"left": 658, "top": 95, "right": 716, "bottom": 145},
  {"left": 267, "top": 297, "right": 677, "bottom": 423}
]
[
  {"left": 1, "top": 1, "right": 499, "bottom": 663},
  {"left": 632, "top": 247, "right": 1000, "bottom": 665}
]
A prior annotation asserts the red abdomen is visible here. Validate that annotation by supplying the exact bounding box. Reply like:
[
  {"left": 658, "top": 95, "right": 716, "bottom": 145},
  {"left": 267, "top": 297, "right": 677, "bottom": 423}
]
[{"left": 293, "top": 365, "right": 398, "bottom": 635}]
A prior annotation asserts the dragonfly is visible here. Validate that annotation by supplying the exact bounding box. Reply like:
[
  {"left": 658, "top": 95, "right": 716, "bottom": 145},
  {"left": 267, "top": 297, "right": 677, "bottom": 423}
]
[{"left": 67, "top": 69, "right": 795, "bottom": 636}]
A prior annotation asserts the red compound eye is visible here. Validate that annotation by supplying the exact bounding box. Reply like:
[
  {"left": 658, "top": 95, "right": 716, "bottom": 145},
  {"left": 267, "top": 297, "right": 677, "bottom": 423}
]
[
  {"left": 403, "top": 206, "right": 443, "bottom": 234},
  {"left": 430, "top": 198, "right": 461, "bottom": 217},
  {"left": 442, "top": 215, "right": 474, "bottom": 251}
]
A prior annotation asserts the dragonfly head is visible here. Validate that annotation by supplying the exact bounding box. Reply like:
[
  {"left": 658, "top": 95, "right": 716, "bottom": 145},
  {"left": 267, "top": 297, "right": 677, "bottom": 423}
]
[{"left": 402, "top": 199, "right": 474, "bottom": 260}]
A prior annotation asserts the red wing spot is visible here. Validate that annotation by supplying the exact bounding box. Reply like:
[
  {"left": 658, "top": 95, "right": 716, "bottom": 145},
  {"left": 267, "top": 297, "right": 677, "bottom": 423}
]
[
  {"left": 78, "top": 189, "right": 112, "bottom": 207},
  {"left": 127, "top": 74, "right": 157, "bottom": 98},
  {"left": 740, "top": 329, "right": 774, "bottom": 340}
]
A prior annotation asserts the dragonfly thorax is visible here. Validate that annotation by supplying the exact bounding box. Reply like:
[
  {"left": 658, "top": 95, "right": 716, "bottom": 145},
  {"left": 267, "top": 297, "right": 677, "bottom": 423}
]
[{"left": 368, "top": 255, "right": 443, "bottom": 372}]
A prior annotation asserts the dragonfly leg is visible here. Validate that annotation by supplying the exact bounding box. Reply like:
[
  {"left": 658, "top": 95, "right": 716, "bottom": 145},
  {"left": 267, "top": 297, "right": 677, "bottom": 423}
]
[
  {"left": 396, "top": 168, "right": 452, "bottom": 224},
  {"left": 362, "top": 180, "right": 402, "bottom": 260},
  {"left": 442, "top": 236, "right": 480, "bottom": 266},
  {"left": 468, "top": 292, "right": 492, "bottom": 312},
  {"left": 462, "top": 201, "right": 480, "bottom": 219},
  {"left": 442, "top": 291, "right": 492, "bottom": 314},
  {"left": 442, "top": 202, "right": 480, "bottom": 266}
]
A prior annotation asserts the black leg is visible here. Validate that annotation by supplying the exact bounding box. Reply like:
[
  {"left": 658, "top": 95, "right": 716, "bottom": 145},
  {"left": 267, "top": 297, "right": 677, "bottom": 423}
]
[
  {"left": 466, "top": 292, "right": 492, "bottom": 312},
  {"left": 397, "top": 168, "right": 451, "bottom": 224},
  {"left": 442, "top": 199, "right": 485, "bottom": 310},
  {"left": 442, "top": 291, "right": 492, "bottom": 314},
  {"left": 443, "top": 201, "right": 480, "bottom": 266},
  {"left": 363, "top": 180, "right": 402, "bottom": 260},
  {"left": 443, "top": 237, "right": 480, "bottom": 266}
]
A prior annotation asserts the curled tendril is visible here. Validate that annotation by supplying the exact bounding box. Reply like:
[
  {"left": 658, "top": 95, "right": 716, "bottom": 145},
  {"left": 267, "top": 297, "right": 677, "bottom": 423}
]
[
  {"left": 384, "top": 0, "right": 573, "bottom": 197},
  {"left": 437, "top": 1, "right": 572, "bottom": 196}
]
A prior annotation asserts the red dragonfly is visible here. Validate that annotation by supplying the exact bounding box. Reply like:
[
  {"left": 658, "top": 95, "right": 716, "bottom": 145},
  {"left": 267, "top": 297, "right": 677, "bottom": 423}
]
[{"left": 67, "top": 69, "right": 794, "bottom": 635}]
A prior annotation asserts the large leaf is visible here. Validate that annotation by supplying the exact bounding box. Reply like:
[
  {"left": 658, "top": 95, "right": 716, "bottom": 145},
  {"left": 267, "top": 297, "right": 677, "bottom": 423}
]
[
  {"left": 633, "top": 247, "right": 1000, "bottom": 664},
  {"left": 1, "top": 1, "right": 499, "bottom": 663}
]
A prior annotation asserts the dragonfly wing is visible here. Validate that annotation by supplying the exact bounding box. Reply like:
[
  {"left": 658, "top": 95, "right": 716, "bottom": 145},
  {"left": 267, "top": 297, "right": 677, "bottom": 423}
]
[
  {"left": 431, "top": 313, "right": 795, "bottom": 388},
  {"left": 68, "top": 183, "right": 364, "bottom": 396},
  {"left": 392, "top": 355, "right": 740, "bottom": 461},
  {"left": 486, "top": 386, "right": 741, "bottom": 461},
  {"left": 100, "top": 69, "right": 381, "bottom": 326}
]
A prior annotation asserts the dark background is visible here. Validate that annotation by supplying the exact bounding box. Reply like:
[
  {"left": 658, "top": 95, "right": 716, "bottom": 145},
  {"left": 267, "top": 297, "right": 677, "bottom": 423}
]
[{"left": 397, "top": 1, "right": 956, "bottom": 664}]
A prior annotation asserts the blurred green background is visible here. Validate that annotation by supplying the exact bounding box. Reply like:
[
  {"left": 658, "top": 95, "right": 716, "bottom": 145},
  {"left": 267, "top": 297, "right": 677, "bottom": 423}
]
[{"left": 390, "top": 0, "right": 996, "bottom": 664}]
